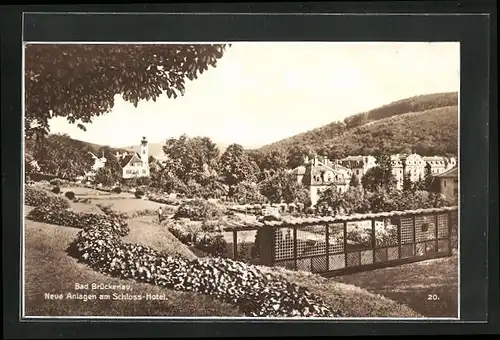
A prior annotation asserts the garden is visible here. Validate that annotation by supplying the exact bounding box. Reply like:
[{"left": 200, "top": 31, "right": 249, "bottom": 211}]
[
  {"left": 24, "top": 184, "right": 457, "bottom": 317},
  {"left": 24, "top": 186, "right": 341, "bottom": 317}
]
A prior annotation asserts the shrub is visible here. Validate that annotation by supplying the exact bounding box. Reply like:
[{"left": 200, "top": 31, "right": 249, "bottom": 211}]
[
  {"left": 50, "top": 179, "right": 63, "bottom": 186},
  {"left": 112, "top": 187, "right": 122, "bottom": 194},
  {"left": 135, "top": 190, "right": 145, "bottom": 198},
  {"left": 166, "top": 219, "right": 227, "bottom": 257},
  {"left": 201, "top": 219, "right": 224, "bottom": 232},
  {"left": 148, "top": 194, "right": 181, "bottom": 206},
  {"left": 25, "top": 187, "right": 70, "bottom": 209},
  {"left": 174, "top": 199, "right": 225, "bottom": 221},
  {"left": 65, "top": 191, "right": 75, "bottom": 200},
  {"left": 77, "top": 197, "right": 92, "bottom": 204},
  {"left": 52, "top": 186, "right": 61, "bottom": 194}
]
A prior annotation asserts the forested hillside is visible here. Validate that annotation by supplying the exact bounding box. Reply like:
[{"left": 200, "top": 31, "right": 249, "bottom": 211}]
[{"left": 258, "top": 92, "right": 458, "bottom": 160}]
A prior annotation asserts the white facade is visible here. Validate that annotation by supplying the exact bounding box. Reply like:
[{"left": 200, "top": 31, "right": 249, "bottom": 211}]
[
  {"left": 119, "top": 137, "right": 150, "bottom": 179},
  {"left": 338, "top": 155, "right": 377, "bottom": 180}
]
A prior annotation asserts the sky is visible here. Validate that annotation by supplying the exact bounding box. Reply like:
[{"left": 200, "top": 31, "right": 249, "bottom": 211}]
[{"left": 47, "top": 42, "right": 460, "bottom": 149}]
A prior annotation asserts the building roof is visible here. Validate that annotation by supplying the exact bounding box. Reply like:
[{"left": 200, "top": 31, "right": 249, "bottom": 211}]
[
  {"left": 436, "top": 166, "right": 458, "bottom": 178},
  {"left": 341, "top": 155, "right": 365, "bottom": 162},
  {"left": 119, "top": 153, "right": 143, "bottom": 168}
]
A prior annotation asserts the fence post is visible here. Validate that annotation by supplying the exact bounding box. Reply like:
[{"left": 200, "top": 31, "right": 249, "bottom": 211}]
[
  {"left": 293, "top": 226, "right": 298, "bottom": 271},
  {"left": 412, "top": 215, "right": 417, "bottom": 256},
  {"left": 232, "top": 229, "right": 238, "bottom": 260},
  {"left": 371, "top": 218, "right": 376, "bottom": 265},
  {"left": 258, "top": 225, "right": 274, "bottom": 267},
  {"left": 448, "top": 211, "right": 453, "bottom": 256},
  {"left": 397, "top": 216, "right": 402, "bottom": 259},
  {"left": 325, "top": 223, "right": 330, "bottom": 271},
  {"left": 434, "top": 212, "right": 439, "bottom": 253},
  {"left": 343, "top": 221, "right": 348, "bottom": 268}
]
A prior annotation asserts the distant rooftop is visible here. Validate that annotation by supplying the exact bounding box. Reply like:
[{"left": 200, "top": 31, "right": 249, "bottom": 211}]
[{"left": 436, "top": 166, "right": 458, "bottom": 178}]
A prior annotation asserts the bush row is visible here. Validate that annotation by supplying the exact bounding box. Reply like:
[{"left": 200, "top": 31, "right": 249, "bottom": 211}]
[
  {"left": 173, "top": 199, "right": 225, "bottom": 221},
  {"left": 25, "top": 187, "right": 70, "bottom": 209},
  {"left": 26, "top": 207, "right": 130, "bottom": 237},
  {"left": 51, "top": 207, "right": 339, "bottom": 317},
  {"left": 97, "top": 203, "right": 169, "bottom": 220},
  {"left": 148, "top": 194, "right": 182, "bottom": 206}
]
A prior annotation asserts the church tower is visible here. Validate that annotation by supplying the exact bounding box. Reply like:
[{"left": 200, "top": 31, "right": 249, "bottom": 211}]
[{"left": 140, "top": 136, "right": 149, "bottom": 164}]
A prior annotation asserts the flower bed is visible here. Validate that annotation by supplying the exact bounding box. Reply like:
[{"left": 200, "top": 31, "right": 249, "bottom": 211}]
[
  {"left": 173, "top": 199, "right": 225, "bottom": 221},
  {"left": 40, "top": 209, "right": 339, "bottom": 317},
  {"left": 96, "top": 203, "right": 162, "bottom": 220},
  {"left": 25, "top": 186, "right": 70, "bottom": 209},
  {"left": 166, "top": 219, "right": 229, "bottom": 258},
  {"left": 149, "top": 194, "right": 182, "bottom": 206}
]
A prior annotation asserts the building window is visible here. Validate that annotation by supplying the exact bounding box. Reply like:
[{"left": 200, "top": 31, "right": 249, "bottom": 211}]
[
  {"left": 453, "top": 188, "right": 458, "bottom": 196},
  {"left": 444, "top": 180, "right": 447, "bottom": 187},
  {"left": 142, "top": 169, "right": 146, "bottom": 174}
]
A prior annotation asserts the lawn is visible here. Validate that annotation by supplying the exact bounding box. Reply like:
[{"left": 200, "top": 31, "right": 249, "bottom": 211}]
[
  {"left": 122, "top": 215, "right": 198, "bottom": 260},
  {"left": 23, "top": 211, "right": 242, "bottom": 317},
  {"left": 333, "top": 256, "right": 459, "bottom": 318},
  {"left": 256, "top": 265, "right": 422, "bottom": 318},
  {"left": 93, "top": 198, "right": 165, "bottom": 215}
]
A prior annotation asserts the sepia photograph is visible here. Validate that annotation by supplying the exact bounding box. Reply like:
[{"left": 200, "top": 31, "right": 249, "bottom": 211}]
[{"left": 22, "top": 41, "right": 460, "bottom": 319}]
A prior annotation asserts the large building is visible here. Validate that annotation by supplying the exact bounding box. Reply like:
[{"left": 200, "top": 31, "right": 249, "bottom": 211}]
[
  {"left": 423, "top": 156, "right": 457, "bottom": 175},
  {"left": 291, "top": 155, "right": 352, "bottom": 206},
  {"left": 391, "top": 153, "right": 428, "bottom": 189},
  {"left": 337, "top": 155, "right": 377, "bottom": 181},
  {"left": 114, "top": 137, "right": 151, "bottom": 179},
  {"left": 435, "top": 167, "right": 459, "bottom": 201}
]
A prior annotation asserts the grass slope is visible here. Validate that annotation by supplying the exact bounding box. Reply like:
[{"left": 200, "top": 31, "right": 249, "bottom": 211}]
[
  {"left": 122, "top": 216, "right": 198, "bottom": 260},
  {"left": 257, "top": 266, "right": 422, "bottom": 318},
  {"left": 334, "top": 256, "right": 458, "bottom": 318}
]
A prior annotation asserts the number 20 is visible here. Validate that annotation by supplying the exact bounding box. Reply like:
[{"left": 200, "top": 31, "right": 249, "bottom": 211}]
[{"left": 427, "top": 294, "right": 439, "bottom": 301}]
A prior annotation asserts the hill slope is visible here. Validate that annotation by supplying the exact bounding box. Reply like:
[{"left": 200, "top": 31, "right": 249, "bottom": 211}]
[{"left": 260, "top": 92, "right": 458, "bottom": 157}]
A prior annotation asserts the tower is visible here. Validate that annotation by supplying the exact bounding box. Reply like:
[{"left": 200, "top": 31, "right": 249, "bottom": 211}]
[{"left": 140, "top": 136, "right": 148, "bottom": 163}]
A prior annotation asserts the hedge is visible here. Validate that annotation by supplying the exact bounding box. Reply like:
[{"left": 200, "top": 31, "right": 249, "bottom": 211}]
[
  {"left": 25, "top": 187, "right": 70, "bottom": 209},
  {"left": 26, "top": 207, "right": 130, "bottom": 237},
  {"left": 29, "top": 205, "right": 339, "bottom": 317},
  {"left": 149, "top": 194, "right": 181, "bottom": 206},
  {"left": 173, "top": 199, "right": 225, "bottom": 221}
]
